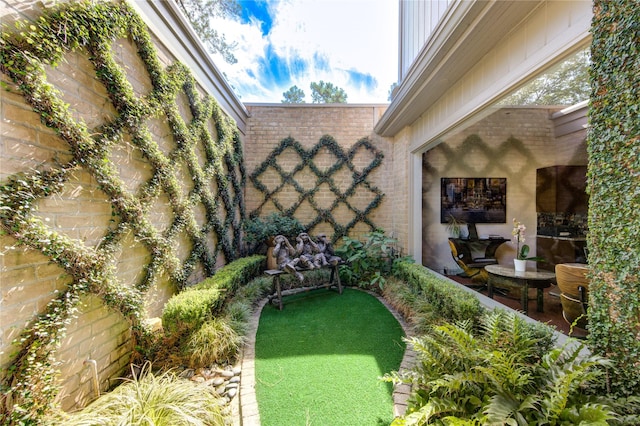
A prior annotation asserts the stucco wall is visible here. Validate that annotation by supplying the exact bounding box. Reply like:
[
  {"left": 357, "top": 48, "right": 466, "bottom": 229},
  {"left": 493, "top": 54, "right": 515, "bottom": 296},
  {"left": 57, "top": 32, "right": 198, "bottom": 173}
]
[{"left": 422, "top": 106, "right": 587, "bottom": 273}]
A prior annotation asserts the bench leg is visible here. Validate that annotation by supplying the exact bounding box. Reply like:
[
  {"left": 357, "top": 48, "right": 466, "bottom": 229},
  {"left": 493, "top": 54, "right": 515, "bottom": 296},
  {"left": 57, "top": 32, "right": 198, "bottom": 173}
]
[
  {"left": 275, "top": 275, "right": 283, "bottom": 310},
  {"left": 329, "top": 265, "right": 343, "bottom": 294}
]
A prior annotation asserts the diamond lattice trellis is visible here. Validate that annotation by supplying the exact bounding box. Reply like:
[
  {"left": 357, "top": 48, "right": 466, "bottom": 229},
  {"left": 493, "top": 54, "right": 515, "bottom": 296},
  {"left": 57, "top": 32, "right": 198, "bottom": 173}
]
[{"left": 249, "top": 135, "right": 384, "bottom": 241}]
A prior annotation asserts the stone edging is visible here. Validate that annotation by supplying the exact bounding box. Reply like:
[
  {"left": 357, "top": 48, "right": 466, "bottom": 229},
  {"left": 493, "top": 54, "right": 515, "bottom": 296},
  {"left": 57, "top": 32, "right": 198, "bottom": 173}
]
[{"left": 238, "top": 288, "right": 416, "bottom": 425}]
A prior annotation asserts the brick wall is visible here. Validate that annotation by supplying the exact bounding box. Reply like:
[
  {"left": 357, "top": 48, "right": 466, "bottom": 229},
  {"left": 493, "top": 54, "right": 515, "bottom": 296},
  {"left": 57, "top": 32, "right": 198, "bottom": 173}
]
[
  {"left": 244, "top": 104, "right": 397, "bottom": 242},
  {"left": 0, "top": 0, "right": 240, "bottom": 412}
]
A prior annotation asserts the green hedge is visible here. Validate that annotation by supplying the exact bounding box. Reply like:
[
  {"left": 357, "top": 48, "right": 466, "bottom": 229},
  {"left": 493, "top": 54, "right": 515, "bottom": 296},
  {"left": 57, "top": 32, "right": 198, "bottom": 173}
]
[
  {"left": 588, "top": 0, "right": 640, "bottom": 396},
  {"left": 393, "top": 262, "right": 483, "bottom": 325},
  {"left": 162, "top": 255, "right": 265, "bottom": 334}
]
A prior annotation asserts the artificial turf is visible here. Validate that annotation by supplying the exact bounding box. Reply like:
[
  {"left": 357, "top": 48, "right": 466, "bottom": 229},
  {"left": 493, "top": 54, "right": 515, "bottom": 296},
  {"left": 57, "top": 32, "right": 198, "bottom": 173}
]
[{"left": 254, "top": 287, "right": 406, "bottom": 426}]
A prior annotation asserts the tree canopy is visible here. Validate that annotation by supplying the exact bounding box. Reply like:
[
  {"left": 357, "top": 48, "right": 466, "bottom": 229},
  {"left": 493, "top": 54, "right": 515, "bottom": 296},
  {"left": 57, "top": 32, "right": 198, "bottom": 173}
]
[
  {"left": 175, "top": 0, "right": 240, "bottom": 64},
  {"left": 310, "top": 81, "right": 348, "bottom": 103},
  {"left": 282, "top": 82, "right": 349, "bottom": 103},
  {"left": 282, "top": 85, "right": 306, "bottom": 103},
  {"left": 500, "top": 50, "right": 590, "bottom": 105}
]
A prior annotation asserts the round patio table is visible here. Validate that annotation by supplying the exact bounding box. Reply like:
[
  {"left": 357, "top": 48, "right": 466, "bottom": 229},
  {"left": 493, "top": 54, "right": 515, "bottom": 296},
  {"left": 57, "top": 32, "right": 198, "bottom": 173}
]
[{"left": 484, "top": 264, "right": 556, "bottom": 316}]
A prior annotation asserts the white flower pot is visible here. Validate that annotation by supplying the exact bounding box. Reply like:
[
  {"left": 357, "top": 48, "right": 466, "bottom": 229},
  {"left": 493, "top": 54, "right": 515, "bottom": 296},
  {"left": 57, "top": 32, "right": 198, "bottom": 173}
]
[{"left": 514, "top": 259, "right": 527, "bottom": 272}]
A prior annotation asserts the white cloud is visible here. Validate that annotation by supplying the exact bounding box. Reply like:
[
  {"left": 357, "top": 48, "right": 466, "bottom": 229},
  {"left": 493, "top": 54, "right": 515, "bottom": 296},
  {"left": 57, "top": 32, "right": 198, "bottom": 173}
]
[{"left": 210, "top": 0, "right": 398, "bottom": 103}]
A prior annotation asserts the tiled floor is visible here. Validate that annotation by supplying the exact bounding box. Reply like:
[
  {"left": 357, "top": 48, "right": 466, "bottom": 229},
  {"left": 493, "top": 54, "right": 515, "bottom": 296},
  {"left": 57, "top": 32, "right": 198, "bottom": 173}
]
[{"left": 446, "top": 274, "right": 588, "bottom": 339}]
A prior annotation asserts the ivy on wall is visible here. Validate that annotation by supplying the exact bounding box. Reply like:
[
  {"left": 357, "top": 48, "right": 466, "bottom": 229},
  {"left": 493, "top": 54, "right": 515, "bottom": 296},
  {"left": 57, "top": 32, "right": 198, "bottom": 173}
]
[
  {"left": 249, "top": 135, "right": 384, "bottom": 241},
  {"left": 587, "top": 0, "right": 640, "bottom": 396},
  {"left": 0, "top": 0, "right": 245, "bottom": 421}
]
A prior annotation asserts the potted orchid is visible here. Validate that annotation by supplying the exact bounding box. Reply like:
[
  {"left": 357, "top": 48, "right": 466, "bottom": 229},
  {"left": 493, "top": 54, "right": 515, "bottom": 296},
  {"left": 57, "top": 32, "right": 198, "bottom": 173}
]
[{"left": 512, "top": 218, "right": 544, "bottom": 271}]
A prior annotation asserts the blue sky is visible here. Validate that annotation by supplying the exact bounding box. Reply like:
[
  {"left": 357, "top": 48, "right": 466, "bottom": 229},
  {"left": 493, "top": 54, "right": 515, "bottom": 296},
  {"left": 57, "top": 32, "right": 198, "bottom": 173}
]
[{"left": 209, "top": 0, "right": 399, "bottom": 103}]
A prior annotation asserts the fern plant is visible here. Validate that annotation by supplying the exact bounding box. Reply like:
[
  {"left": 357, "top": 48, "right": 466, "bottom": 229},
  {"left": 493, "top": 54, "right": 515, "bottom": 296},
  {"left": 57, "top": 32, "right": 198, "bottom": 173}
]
[
  {"left": 336, "top": 229, "right": 412, "bottom": 289},
  {"left": 384, "top": 310, "right": 615, "bottom": 425}
]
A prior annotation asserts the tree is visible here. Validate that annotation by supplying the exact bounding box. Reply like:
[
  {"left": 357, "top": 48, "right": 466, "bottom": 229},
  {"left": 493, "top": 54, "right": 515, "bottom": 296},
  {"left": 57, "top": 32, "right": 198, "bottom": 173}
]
[
  {"left": 310, "top": 81, "right": 348, "bottom": 103},
  {"left": 500, "top": 50, "right": 590, "bottom": 105},
  {"left": 282, "top": 85, "right": 306, "bottom": 103},
  {"left": 175, "top": 0, "right": 240, "bottom": 64}
]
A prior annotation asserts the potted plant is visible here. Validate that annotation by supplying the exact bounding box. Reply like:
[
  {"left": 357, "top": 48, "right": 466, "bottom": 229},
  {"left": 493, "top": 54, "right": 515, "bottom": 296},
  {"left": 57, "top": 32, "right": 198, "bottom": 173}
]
[
  {"left": 512, "top": 218, "right": 544, "bottom": 271},
  {"left": 445, "top": 214, "right": 467, "bottom": 239}
]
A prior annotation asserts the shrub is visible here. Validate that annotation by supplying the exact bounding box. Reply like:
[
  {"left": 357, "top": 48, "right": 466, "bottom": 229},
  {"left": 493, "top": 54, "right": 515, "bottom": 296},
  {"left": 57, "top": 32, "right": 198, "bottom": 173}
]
[
  {"left": 384, "top": 311, "right": 614, "bottom": 425},
  {"left": 194, "top": 255, "right": 265, "bottom": 292},
  {"left": 161, "top": 255, "right": 265, "bottom": 335},
  {"left": 393, "top": 261, "right": 483, "bottom": 325},
  {"left": 185, "top": 318, "right": 244, "bottom": 367},
  {"left": 162, "top": 287, "right": 223, "bottom": 335},
  {"left": 243, "top": 213, "right": 304, "bottom": 253}
]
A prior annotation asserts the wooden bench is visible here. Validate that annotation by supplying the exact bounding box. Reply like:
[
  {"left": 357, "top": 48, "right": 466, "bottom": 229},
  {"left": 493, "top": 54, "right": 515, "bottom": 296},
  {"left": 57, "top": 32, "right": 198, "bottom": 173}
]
[{"left": 264, "top": 264, "right": 343, "bottom": 310}]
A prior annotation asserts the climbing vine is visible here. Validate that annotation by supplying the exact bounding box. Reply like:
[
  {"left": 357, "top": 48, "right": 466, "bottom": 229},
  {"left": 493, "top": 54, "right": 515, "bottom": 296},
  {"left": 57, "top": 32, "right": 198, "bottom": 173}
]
[
  {"left": 249, "top": 134, "right": 384, "bottom": 242},
  {"left": 587, "top": 0, "right": 640, "bottom": 396},
  {"left": 0, "top": 0, "right": 245, "bottom": 422}
]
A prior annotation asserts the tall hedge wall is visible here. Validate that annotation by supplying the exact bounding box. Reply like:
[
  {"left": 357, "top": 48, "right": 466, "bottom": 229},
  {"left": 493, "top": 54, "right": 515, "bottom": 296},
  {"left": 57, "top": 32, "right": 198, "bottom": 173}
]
[{"left": 588, "top": 0, "right": 640, "bottom": 396}]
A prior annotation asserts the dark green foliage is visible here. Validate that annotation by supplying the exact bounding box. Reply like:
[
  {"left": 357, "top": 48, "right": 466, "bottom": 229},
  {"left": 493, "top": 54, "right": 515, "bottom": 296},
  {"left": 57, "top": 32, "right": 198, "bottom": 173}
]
[
  {"left": 310, "top": 80, "right": 348, "bottom": 103},
  {"left": 384, "top": 311, "right": 615, "bottom": 425},
  {"left": 249, "top": 135, "right": 384, "bottom": 242},
  {"left": 336, "top": 229, "right": 412, "bottom": 289},
  {"left": 588, "top": 0, "right": 640, "bottom": 396},
  {"left": 243, "top": 212, "right": 304, "bottom": 253},
  {"left": 393, "top": 262, "right": 483, "bottom": 326},
  {"left": 161, "top": 256, "right": 265, "bottom": 334},
  {"left": 281, "top": 85, "right": 306, "bottom": 103}
]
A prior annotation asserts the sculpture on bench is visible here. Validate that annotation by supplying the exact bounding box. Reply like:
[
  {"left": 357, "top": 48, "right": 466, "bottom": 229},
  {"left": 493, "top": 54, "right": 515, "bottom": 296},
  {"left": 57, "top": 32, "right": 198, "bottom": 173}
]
[
  {"left": 316, "top": 233, "right": 342, "bottom": 266},
  {"left": 271, "top": 232, "right": 344, "bottom": 282},
  {"left": 273, "top": 234, "right": 304, "bottom": 281},
  {"left": 296, "top": 232, "right": 324, "bottom": 269},
  {"left": 267, "top": 232, "right": 345, "bottom": 309}
]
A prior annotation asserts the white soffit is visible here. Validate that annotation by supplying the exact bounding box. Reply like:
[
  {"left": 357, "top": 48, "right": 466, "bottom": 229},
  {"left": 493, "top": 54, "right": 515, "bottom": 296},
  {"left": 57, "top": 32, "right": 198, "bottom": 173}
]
[{"left": 376, "top": 0, "right": 592, "bottom": 148}]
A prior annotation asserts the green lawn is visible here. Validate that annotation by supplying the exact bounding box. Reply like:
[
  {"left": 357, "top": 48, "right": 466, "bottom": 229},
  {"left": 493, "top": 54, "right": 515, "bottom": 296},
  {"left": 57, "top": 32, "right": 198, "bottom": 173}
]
[{"left": 255, "top": 288, "right": 406, "bottom": 425}]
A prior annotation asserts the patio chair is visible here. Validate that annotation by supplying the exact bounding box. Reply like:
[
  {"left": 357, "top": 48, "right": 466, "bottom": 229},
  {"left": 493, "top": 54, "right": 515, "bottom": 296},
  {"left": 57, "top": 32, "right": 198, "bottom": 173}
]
[
  {"left": 448, "top": 238, "right": 497, "bottom": 285},
  {"left": 555, "top": 263, "right": 589, "bottom": 330}
]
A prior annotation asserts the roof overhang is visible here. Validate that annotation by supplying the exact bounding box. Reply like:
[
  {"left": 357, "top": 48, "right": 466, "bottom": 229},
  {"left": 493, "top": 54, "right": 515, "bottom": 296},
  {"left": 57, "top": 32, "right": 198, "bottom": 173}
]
[
  {"left": 376, "top": 1, "right": 544, "bottom": 137},
  {"left": 130, "top": 1, "right": 250, "bottom": 134}
]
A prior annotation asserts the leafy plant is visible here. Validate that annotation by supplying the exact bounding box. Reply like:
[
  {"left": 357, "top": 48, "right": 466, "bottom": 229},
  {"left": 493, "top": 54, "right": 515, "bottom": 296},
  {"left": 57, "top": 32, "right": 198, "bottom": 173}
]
[
  {"left": 512, "top": 218, "right": 545, "bottom": 261},
  {"left": 445, "top": 214, "right": 466, "bottom": 238},
  {"left": 336, "top": 229, "right": 411, "bottom": 289},
  {"left": 243, "top": 212, "right": 304, "bottom": 252},
  {"left": 384, "top": 310, "right": 615, "bottom": 425},
  {"left": 57, "top": 363, "right": 227, "bottom": 426},
  {"left": 185, "top": 318, "right": 244, "bottom": 367}
]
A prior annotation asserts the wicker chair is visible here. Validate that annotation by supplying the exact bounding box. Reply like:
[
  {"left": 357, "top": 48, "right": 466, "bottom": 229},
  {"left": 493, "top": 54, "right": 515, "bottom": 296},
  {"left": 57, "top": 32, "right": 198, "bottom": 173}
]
[{"left": 555, "top": 263, "right": 589, "bottom": 330}]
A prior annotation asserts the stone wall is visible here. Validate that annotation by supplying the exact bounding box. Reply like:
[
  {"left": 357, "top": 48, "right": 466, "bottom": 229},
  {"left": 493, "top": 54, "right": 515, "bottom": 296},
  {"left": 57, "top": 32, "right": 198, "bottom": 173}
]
[{"left": 422, "top": 106, "right": 588, "bottom": 273}]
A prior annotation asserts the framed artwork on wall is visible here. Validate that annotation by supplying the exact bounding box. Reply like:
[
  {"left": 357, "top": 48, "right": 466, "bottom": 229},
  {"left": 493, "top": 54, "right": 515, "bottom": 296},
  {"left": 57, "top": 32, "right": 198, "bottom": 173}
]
[{"left": 441, "top": 177, "right": 507, "bottom": 224}]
